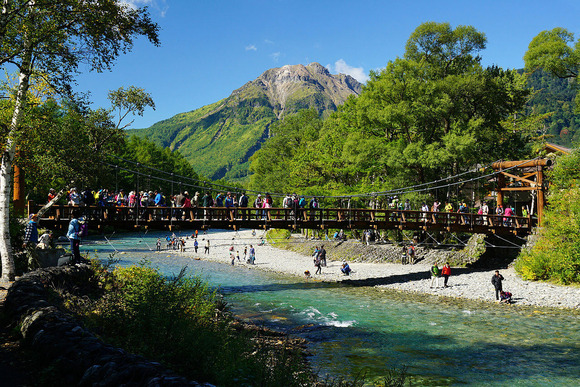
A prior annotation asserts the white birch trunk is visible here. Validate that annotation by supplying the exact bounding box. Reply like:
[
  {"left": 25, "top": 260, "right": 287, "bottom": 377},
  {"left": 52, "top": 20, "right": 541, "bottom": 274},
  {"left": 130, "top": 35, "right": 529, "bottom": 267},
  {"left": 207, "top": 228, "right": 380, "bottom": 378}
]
[{"left": 0, "top": 47, "right": 32, "bottom": 281}]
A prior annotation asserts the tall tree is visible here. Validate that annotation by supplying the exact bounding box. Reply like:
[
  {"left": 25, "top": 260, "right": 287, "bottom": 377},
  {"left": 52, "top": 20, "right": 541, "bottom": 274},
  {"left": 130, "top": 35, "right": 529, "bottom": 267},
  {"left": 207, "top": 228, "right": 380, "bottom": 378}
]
[
  {"left": 524, "top": 27, "right": 580, "bottom": 112},
  {"left": 248, "top": 23, "right": 533, "bottom": 203},
  {"left": 0, "top": 0, "right": 159, "bottom": 281}
]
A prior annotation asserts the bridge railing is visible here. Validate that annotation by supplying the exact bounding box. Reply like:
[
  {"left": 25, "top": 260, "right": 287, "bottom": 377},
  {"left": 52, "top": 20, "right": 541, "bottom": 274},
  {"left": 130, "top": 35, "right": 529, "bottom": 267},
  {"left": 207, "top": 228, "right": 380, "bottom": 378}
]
[{"left": 29, "top": 202, "right": 533, "bottom": 232}]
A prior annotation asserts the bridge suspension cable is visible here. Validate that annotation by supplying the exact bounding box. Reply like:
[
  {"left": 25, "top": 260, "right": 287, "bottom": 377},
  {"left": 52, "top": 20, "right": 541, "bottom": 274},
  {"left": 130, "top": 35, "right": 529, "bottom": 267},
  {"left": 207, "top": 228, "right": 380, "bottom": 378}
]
[{"left": 104, "top": 154, "right": 543, "bottom": 202}]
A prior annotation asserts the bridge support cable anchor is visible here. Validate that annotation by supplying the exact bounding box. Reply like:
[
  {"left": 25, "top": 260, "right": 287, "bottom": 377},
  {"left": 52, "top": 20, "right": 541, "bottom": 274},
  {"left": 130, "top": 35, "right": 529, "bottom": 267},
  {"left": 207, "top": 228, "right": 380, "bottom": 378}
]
[
  {"left": 493, "top": 233, "right": 524, "bottom": 248},
  {"left": 450, "top": 233, "right": 468, "bottom": 247},
  {"left": 425, "top": 231, "right": 442, "bottom": 246}
]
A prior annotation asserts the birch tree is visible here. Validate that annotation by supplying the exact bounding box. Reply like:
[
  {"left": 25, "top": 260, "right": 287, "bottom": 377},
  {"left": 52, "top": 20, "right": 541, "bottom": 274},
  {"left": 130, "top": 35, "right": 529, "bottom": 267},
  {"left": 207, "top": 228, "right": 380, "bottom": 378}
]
[{"left": 0, "top": 0, "right": 159, "bottom": 280}]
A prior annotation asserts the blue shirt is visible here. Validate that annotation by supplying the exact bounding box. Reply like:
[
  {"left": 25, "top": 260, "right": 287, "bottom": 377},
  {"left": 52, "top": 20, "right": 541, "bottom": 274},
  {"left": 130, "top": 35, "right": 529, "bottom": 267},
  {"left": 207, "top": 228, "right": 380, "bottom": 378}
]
[
  {"left": 67, "top": 218, "right": 80, "bottom": 240},
  {"left": 155, "top": 193, "right": 163, "bottom": 206},
  {"left": 24, "top": 220, "right": 38, "bottom": 243}
]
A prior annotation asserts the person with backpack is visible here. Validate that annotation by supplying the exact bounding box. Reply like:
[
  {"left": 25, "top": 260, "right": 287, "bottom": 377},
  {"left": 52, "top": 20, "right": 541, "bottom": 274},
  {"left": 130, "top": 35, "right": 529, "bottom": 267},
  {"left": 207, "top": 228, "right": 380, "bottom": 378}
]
[
  {"left": 319, "top": 245, "right": 327, "bottom": 267},
  {"left": 238, "top": 192, "right": 249, "bottom": 220},
  {"left": 254, "top": 194, "right": 263, "bottom": 218},
  {"left": 67, "top": 209, "right": 83, "bottom": 263},
  {"left": 308, "top": 197, "right": 319, "bottom": 220},
  {"left": 224, "top": 192, "right": 235, "bottom": 220},
  {"left": 298, "top": 196, "right": 307, "bottom": 220}
]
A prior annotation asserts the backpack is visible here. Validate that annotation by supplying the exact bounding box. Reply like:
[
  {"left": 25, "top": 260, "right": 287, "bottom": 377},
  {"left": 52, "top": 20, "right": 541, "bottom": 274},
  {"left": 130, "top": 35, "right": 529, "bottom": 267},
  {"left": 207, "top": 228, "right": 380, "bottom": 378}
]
[
  {"left": 79, "top": 222, "right": 89, "bottom": 238},
  {"left": 239, "top": 195, "right": 248, "bottom": 207},
  {"left": 299, "top": 197, "right": 306, "bottom": 207}
]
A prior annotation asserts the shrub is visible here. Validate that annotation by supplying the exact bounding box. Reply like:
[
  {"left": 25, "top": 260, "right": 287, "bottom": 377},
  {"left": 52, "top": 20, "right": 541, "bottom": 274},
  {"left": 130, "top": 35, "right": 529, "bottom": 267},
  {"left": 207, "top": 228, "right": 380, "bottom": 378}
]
[
  {"left": 71, "top": 262, "right": 311, "bottom": 386},
  {"left": 515, "top": 151, "right": 580, "bottom": 284}
]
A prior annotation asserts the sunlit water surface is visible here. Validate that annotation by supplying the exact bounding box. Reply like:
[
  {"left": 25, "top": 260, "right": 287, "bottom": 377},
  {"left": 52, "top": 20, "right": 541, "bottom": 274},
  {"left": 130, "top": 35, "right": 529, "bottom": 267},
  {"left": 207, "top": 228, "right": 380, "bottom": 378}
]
[{"left": 81, "top": 231, "right": 580, "bottom": 386}]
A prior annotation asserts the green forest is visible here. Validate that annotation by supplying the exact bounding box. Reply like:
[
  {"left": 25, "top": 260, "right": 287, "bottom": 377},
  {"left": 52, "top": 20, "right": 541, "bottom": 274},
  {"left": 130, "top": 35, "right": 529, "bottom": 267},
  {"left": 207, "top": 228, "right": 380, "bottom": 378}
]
[{"left": 248, "top": 23, "right": 537, "bottom": 200}]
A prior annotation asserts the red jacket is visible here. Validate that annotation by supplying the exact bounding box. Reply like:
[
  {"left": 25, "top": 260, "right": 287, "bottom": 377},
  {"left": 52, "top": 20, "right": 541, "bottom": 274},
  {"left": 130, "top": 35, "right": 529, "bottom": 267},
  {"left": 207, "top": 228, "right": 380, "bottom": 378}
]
[{"left": 441, "top": 266, "right": 451, "bottom": 276}]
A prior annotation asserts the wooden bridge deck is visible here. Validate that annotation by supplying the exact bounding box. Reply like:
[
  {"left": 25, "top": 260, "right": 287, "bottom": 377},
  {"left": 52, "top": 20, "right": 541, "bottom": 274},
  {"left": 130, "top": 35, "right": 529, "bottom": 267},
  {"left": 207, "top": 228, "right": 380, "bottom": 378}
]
[{"left": 30, "top": 204, "right": 535, "bottom": 236}]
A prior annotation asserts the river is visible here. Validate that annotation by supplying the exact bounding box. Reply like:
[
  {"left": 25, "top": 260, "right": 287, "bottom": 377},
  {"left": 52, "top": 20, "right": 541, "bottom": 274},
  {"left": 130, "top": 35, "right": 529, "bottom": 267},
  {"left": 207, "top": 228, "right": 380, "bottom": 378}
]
[{"left": 82, "top": 231, "right": 580, "bottom": 386}]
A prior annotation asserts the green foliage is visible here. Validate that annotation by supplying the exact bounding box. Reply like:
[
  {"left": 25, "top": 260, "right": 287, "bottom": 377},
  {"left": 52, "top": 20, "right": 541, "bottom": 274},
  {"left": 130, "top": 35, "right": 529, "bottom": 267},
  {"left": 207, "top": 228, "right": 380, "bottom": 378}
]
[
  {"left": 108, "top": 86, "right": 155, "bottom": 129},
  {"left": 17, "top": 98, "right": 125, "bottom": 203},
  {"left": 111, "top": 134, "right": 204, "bottom": 195},
  {"left": 72, "top": 263, "right": 312, "bottom": 386},
  {"left": 524, "top": 27, "right": 580, "bottom": 115},
  {"left": 249, "top": 22, "right": 533, "bottom": 203},
  {"left": 524, "top": 69, "right": 579, "bottom": 146},
  {"left": 0, "top": 0, "right": 159, "bottom": 91},
  {"left": 515, "top": 151, "right": 580, "bottom": 284},
  {"left": 524, "top": 28, "right": 579, "bottom": 81},
  {"left": 129, "top": 98, "right": 278, "bottom": 181},
  {"left": 249, "top": 109, "right": 323, "bottom": 194}
]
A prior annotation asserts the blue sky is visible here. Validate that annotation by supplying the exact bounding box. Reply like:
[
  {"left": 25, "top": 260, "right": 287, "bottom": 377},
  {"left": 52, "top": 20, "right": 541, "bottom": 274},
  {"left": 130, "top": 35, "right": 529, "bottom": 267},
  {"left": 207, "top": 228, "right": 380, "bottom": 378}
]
[{"left": 75, "top": 0, "right": 580, "bottom": 129}]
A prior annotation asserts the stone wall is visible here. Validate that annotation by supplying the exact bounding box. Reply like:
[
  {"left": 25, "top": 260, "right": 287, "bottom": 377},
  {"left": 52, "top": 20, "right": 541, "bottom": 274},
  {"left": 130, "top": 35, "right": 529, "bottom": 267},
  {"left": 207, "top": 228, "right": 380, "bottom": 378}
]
[{"left": 3, "top": 265, "right": 212, "bottom": 386}]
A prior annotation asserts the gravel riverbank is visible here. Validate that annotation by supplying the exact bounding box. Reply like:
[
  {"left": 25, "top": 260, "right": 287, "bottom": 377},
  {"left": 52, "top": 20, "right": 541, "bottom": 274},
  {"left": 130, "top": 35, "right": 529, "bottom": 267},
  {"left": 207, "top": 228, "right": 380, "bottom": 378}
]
[{"left": 171, "top": 229, "right": 580, "bottom": 309}]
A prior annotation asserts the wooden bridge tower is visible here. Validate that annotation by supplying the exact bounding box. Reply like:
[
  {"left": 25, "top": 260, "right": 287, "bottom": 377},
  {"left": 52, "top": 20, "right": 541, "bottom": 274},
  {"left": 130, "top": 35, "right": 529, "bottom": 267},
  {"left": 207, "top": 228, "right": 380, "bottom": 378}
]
[{"left": 492, "top": 159, "right": 551, "bottom": 226}]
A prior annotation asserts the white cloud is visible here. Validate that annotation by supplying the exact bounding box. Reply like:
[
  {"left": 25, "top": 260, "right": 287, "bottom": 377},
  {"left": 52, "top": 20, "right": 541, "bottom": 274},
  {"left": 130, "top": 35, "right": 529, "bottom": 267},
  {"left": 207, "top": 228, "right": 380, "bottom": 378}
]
[
  {"left": 245, "top": 44, "right": 257, "bottom": 51},
  {"left": 120, "top": 0, "right": 152, "bottom": 9},
  {"left": 270, "top": 52, "right": 281, "bottom": 62},
  {"left": 120, "top": 0, "right": 167, "bottom": 17},
  {"left": 331, "top": 59, "right": 369, "bottom": 83}
]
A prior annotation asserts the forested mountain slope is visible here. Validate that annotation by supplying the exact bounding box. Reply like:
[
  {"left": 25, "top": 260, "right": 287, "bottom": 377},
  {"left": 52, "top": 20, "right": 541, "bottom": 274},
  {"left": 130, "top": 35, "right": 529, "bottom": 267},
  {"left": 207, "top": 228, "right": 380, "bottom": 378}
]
[
  {"left": 129, "top": 63, "right": 361, "bottom": 181},
  {"left": 525, "top": 69, "right": 579, "bottom": 146}
]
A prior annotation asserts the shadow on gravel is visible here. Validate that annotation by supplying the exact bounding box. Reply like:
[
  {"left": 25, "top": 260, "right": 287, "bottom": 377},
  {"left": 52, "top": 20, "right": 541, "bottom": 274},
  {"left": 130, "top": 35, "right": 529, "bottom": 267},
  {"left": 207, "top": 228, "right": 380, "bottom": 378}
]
[{"left": 341, "top": 267, "right": 490, "bottom": 287}]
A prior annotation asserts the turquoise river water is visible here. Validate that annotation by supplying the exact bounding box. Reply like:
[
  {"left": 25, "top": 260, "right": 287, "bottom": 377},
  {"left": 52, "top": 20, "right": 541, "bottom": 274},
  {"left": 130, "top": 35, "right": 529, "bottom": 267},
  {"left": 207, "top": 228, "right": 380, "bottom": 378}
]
[{"left": 82, "top": 231, "right": 580, "bottom": 386}]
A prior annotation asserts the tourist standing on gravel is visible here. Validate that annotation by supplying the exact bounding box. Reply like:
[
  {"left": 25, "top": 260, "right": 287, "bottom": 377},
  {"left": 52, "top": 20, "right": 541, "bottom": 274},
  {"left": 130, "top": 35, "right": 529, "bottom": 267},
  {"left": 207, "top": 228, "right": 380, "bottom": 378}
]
[
  {"left": 491, "top": 270, "right": 504, "bottom": 301},
  {"left": 315, "top": 253, "right": 322, "bottom": 275},
  {"left": 249, "top": 245, "right": 255, "bottom": 264},
  {"left": 404, "top": 244, "right": 415, "bottom": 264},
  {"left": 204, "top": 239, "right": 210, "bottom": 254},
  {"left": 441, "top": 262, "right": 451, "bottom": 287},
  {"left": 430, "top": 263, "right": 441, "bottom": 288},
  {"left": 319, "top": 245, "right": 327, "bottom": 267}
]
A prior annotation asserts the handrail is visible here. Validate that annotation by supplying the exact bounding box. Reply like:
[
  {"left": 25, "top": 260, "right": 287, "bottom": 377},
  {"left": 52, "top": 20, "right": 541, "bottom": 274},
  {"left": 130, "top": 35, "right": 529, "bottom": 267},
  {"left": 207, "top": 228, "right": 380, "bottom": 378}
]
[{"left": 28, "top": 202, "right": 534, "bottom": 234}]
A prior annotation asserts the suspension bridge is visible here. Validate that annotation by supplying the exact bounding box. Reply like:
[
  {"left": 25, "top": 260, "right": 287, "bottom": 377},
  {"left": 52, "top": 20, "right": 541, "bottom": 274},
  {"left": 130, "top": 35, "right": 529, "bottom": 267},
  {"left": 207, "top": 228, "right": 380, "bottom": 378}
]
[
  {"left": 26, "top": 155, "right": 552, "bottom": 237},
  {"left": 29, "top": 203, "right": 535, "bottom": 236}
]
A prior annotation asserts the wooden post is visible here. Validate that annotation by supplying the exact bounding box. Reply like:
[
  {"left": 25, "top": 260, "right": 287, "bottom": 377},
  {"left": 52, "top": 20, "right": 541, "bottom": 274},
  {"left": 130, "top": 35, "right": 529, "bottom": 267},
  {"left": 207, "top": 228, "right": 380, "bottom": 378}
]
[
  {"left": 537, "top": 167, "right": 544, "bottom": 226},
  {"left": 496, "top": 173, "right": 504, "bottom": 208},
  {"left": 13, "top": 162, "right": 26, "bottom": 217}
]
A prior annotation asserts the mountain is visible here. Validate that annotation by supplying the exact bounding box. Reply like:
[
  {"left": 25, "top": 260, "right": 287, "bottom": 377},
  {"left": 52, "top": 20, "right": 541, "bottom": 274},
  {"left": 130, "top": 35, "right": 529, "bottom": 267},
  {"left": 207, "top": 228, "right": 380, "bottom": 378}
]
[{"left": 130, "top": 62, "right": 362, "bottom": 181}]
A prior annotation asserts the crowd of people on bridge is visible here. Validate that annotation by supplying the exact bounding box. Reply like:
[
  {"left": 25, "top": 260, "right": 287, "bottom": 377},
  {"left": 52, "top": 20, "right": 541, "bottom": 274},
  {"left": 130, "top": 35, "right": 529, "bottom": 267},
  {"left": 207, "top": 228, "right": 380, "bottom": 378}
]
[{"left": 41, "top": 187, "right": 532, "bottom": 229}]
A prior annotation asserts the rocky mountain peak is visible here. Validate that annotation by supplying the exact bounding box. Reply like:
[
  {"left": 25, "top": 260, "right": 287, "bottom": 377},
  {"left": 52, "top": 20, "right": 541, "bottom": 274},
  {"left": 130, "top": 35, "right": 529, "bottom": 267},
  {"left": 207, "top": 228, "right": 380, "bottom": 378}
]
[{"left": 253, "top": 62, "right": 362, "bottom": 117}]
